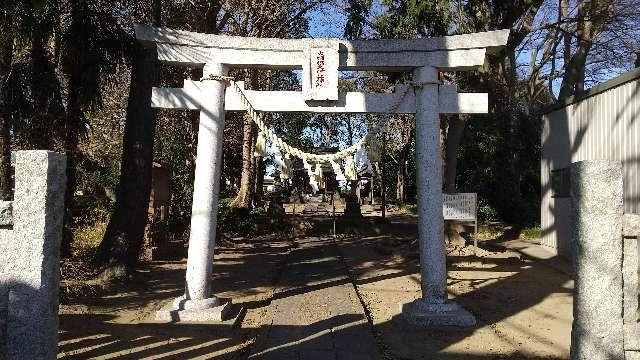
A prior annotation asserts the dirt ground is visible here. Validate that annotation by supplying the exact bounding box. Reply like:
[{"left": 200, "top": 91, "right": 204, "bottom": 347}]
[{"left": 58, "top": 216, "right": 572, "bottom": 359}]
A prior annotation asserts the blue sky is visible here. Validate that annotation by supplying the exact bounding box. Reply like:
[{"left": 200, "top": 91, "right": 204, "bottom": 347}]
[{"left": 306, "top": 3, "right": 348, "bottom": 38}]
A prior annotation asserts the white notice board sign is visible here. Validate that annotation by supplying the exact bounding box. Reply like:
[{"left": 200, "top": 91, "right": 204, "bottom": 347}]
[{"left": 443, "top": 193, "right": 476, "bottom": 221}]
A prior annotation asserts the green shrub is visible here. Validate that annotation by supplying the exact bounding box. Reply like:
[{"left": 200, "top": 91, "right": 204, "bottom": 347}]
[
  {"left": 521, "top": 225, "right": 541, "bottom": 239},
  {"left": 217, "top": 199, "right": 287, "bottom": 234},
  {"left": 477, "top": 198, "right": 498, "bottom": 221},
  {"left": 249, "top": 206, "right": 266, "bottom": 217}
]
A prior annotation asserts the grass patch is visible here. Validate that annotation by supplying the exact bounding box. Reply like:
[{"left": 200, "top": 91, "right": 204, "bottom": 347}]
[
  {"left": 396, "top": 204, "right": 417, "bottom": 215},
  {"left": 520, "top": 225, "right": 541, "bottom": 239},
  {"left": 71, "top": 220, "right": 107, "bottom": 260}
]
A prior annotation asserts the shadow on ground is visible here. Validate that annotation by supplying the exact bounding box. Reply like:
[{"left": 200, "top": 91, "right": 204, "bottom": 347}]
[{"left": 58, "top": 215, "right": 573, "bottom": 359}]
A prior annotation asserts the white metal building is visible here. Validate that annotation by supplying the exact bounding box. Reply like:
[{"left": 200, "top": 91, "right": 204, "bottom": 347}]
[{"left": 541, "top": 69, "right": 640, "bottom": 257}]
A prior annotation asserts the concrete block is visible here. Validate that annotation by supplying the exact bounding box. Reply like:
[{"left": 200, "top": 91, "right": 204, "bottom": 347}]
[
  {"left": 336, "top": 352, "right": 380, "bottom": 360},
  {"left": 255, "top": 349, "right": 298, "bottom": 360},
  {"left": 570, "top": 160, "right": 624, "bottom": 360},
  {"left": 0, "top": 286, "right": 6, "bottom": 359},
  {"left": 333, "top": 332, "right": 378, "bottom": 353},
  {"left": 299, "top": 349, "right": 336, "bottom": 360}
]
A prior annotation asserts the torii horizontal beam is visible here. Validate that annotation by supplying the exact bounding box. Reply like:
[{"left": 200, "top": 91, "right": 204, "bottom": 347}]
[
  {"left": 135, "top": 25, "right": 509, "bottom": 71},
  {"left": 151, "top": 81, "right": 488, "bottom": 114}
]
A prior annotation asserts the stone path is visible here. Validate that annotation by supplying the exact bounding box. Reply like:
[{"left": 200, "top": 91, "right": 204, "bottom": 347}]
[{"left": 248, "top": 236, "right": 382, "bottom": 360}]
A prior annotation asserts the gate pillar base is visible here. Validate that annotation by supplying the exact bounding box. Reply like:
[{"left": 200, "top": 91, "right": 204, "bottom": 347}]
[
  {"left": 156, "top": 296, "right": 231, "bottom": 322},
  {"left": 400, "top": 298, "right": 476, "bottom": 328}
]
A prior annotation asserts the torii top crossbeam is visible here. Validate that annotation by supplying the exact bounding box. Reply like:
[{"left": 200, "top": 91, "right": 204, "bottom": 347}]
[
  {"left": 135, "top": 25, "right": 508, "bottom": 71},
  {"left": 136, "top": 25, "right": 509, "bottom": 113}
]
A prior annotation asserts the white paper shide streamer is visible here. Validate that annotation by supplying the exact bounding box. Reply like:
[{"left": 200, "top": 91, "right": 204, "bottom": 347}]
[{"left": 202, "top": 74, "right": 408, "bottom": 185}]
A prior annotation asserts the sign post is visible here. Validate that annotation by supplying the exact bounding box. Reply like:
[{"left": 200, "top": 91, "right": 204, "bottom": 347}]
[{"left": 443, "top": 193, "right": 477, "bottom": 232}]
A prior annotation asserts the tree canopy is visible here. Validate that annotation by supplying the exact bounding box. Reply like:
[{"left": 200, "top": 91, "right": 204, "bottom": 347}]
[{"left": 0, "top": 0, "right": 638, "bottom": 276}]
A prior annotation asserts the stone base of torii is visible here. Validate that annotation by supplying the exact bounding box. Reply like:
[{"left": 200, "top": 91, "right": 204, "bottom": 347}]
[{"left": 136, "top": 25, "right": 509, "bottom": 328}]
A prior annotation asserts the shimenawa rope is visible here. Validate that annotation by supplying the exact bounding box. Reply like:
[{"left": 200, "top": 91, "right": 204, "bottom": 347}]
[{"left": 201, "top": 74, "right": 410, "bottom": 166}]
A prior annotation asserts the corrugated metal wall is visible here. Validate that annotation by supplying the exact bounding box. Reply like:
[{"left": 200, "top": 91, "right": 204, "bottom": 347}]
[{"left": 541, "top": 73, "right": 640, "bottom": 257}]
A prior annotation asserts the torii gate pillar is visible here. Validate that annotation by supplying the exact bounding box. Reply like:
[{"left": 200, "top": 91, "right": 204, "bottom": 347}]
[
  {"left": 401, "top": 67, "right": 475, "bottom": 327},
  {"left": 158, "top": 63, "right": 232, "bottom": 322}
]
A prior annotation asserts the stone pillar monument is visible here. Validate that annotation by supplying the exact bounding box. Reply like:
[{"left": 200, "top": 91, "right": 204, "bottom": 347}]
[
  {"left": 0, "top": 151, "right": 66, "bottom": 360},
  {"left": 156, "top": 63, "right": 231, "bottom": 321},
  {"left": 401, "top": 67, "right": 475, "bottom": 327},
  {"left": 570, "top": 160, "right": 624, "bottom": 360}
]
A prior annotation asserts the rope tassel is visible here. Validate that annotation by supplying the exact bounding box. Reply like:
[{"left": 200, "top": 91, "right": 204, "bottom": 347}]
[
  {"left": 280, "top": 154, "right": 291, "bottom": 180},
  {"left": 254, "top": 131, "right": 266, "bottom": 158},
  {"left": 367, "top": 134, "right": 381, "bottom": 163},
  {"left": 315, "top": 163, "right": 325, "bottom": 190},
  {"left": 345, "top": 157, "right": 357, "bottom": 181},
  {"left": 304, "top": 159, "right": 319, "bottom": 193},
  {"left": 330, "top": 160, "right": 346, "bottom": 182},
  {"left": 273, "top": 146, "right": 290, "bottom": 180}
]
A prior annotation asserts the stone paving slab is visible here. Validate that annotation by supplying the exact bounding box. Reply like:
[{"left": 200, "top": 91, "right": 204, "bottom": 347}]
[{"left": 249, "top": 236, "right": 382, "bottom": 360}]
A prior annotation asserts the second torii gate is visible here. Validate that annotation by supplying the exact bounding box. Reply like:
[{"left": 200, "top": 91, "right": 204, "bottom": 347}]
[{"left": 136, "top": 25, "right": 509, "bottom": 327}]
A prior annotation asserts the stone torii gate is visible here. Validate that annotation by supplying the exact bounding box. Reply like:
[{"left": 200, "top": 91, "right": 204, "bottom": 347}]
[{"left": 136, "top": 25, "right": 509, "bottom": 327}]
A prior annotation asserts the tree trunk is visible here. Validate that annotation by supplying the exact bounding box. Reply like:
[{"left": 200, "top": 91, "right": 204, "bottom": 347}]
[
  {"left": 379, "top": 134, "right": 387, "bottom": 219},
  {"left": 395, "top": 127, "right": 413, "bottom": 204},
  {"left": 442, "top": 116, "right": 467, "bottom": 247},
  {"left": 203, "top": 1, "right": 224, "bottom": 34},
  {"left": 503, "top": 53, "right": 525, "bottom": 222},
  {"left": 30, "top": 34, "right": 54, "bottom": 150},
  {"left": 230, "top": 114, "right": 256, "bottom": 208},
  {"left": 230, "top": 70, "right": 258, "bottom": 208},
  {"left": 558, "top": 0, "right": 598, "bottom": 100},
  {"left": 95, "top": 41, "right": 159, "bottom": 279},
  {"left": 379, "top": 162, "right": 386, "bottom": 219},
  {"left": 0, "top": 27, "right": 13, "bottom": 200},
  {"left": 254, "top": 156, "right": 265, "bottom": 205},
  {"left": 396, "top": 166, "right": 405, "bottom": 204},
  {"left": 444, "top": 116, "right": 466, "bottom": 193},
  {"left": 60, "top": 0, "right": 85, "bottom": 258},
  {"left": 61, "top": 70, "right": 82, "bottom": 258}
]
